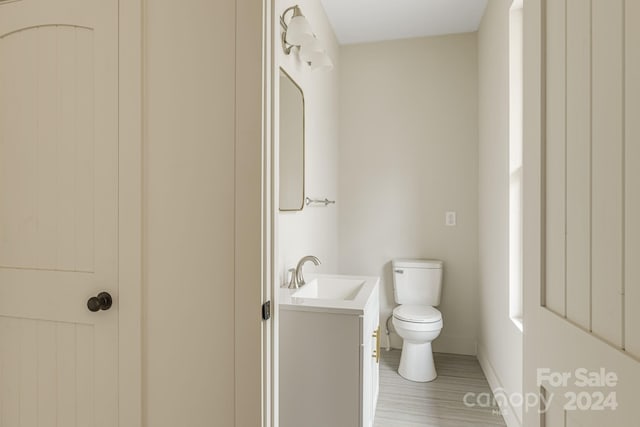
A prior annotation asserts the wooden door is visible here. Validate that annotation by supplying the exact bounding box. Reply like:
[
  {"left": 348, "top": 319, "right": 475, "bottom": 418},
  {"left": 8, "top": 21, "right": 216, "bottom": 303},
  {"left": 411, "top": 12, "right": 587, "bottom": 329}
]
[
  {"left": 524, "top": 0, "right": 640, "bottom": 426},
  {"left": 0, "top": 0, "right": 120, "bottom": 425}
]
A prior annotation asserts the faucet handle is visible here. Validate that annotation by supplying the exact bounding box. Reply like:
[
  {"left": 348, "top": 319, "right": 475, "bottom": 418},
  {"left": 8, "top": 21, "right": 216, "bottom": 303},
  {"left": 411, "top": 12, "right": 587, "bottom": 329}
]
[{"left": 287, "top": 268, "right": 297, "bottom": 289}]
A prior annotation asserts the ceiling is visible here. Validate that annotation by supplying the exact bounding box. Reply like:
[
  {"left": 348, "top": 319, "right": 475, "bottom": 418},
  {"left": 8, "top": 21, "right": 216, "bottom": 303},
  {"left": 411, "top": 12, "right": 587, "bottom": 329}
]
[{"left": 319, "top": 0, "right": 489, "bottom": 45}]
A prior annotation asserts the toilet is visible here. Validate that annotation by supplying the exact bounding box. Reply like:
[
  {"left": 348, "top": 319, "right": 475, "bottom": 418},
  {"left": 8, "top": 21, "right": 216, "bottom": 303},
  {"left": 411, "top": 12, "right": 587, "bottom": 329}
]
[{"left": 391, "top": 259, "right": 444, "bottom": 382}]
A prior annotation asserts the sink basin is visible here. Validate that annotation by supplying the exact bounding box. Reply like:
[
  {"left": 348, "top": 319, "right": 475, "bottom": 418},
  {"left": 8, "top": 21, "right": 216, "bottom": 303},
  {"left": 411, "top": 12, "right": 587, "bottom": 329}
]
[
  {"left": 280, "top": 274, "right": 379, "bottom": 314},
  {"left": 292, "top": 277, "right": 365, "bottom": 301}
]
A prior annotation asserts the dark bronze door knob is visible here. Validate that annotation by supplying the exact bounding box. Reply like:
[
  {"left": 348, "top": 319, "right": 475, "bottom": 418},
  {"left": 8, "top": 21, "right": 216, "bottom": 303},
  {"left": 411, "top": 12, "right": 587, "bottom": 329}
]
[{"left": 87, "top": 292, "right": 113, "bottom": 312}]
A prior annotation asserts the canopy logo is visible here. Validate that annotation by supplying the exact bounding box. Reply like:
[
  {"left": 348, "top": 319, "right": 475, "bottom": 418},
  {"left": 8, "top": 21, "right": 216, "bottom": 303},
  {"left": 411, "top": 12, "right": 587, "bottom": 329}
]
[{"left": 463, "top": 368, "right": 619, "bottom": 415}]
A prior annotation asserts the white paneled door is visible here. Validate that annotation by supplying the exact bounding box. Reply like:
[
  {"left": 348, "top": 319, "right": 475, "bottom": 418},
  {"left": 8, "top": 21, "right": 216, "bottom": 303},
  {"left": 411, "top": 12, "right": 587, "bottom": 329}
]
[
  {"left": 524, "top": 0, "right": 640, "bottom": 426},
  {"left": 0, "top": 0, "right": 120, "bottom": 426}
]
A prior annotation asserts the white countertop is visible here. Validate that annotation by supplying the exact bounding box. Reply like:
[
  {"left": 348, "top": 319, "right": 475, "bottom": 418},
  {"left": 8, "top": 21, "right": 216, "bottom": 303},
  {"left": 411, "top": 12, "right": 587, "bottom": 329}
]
[{"left": 279, "top": 274, "right": 380, "bottom": 315}]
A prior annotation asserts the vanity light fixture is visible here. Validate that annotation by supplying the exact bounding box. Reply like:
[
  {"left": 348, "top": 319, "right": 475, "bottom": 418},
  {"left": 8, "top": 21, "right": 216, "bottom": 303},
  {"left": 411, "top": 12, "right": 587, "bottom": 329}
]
[
  {"left": 280, "top": 5, "right": 333, "bottom": 71},
  {"left": 309, "top": 49, "right": 333, "bottom": 71},
  {"left": 282, "top": 5, "right": 314, "bottom": 47}
]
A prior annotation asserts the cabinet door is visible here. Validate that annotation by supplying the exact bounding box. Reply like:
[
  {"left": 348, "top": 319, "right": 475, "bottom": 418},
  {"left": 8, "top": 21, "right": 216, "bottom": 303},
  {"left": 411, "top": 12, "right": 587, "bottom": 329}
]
[
  {"left": 371, "top": 310, "right": 380, "bottom": 415},
  {"left": 369, "top": 290, "right": 380, "bottom": 422},
  {"left": 361, "top": 315, "right": 372, "bottom": 427},
  {"left": 361, "top": 288, "right": 380, "bottom": 427},
  {"left": 280, "top": 310, "right": 361, "bottom": 427}
]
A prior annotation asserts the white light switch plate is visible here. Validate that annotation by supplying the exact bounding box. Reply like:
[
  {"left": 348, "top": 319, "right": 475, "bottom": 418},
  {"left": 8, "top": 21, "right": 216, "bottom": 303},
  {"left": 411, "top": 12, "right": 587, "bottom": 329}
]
[{"left": 445, "top": 211, "right": 457, "bottom": 226}]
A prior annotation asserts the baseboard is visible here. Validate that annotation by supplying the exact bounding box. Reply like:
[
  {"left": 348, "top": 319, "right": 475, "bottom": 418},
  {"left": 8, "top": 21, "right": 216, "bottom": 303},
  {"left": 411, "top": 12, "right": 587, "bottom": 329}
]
[{"left": 477, "top": 344, "right": 522, "bottom": 427}]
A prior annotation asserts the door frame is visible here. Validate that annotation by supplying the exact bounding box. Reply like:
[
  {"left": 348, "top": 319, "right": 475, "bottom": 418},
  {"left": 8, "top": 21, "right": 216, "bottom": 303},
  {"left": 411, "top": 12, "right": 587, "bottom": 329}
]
[
  {"left": 522, "top": 1, "right": 544, "bottom": 425},
  {"left": 263, "top": 1, "right": 276, "bottom": 425},
  {"left": 235, "top": 0, "right": 275, "bottom": 426},
  {"left": 118, "top": 1, "right": 143, "bottom": 426}
]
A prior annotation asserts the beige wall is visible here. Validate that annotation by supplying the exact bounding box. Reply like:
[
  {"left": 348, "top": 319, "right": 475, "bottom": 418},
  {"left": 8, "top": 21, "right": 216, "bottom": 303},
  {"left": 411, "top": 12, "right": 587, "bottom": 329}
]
[
  {"left": 143, "top": 1, "right": 263, "bottom": 426},
  {"left": 276, "top": 0, "right": 340, "bottom": 282},
  {"left": 477, "top": 1, "right": 523, "bottom": 425},
  {"left": 338, "top": 34, "right": 479, "bottom": 355}
]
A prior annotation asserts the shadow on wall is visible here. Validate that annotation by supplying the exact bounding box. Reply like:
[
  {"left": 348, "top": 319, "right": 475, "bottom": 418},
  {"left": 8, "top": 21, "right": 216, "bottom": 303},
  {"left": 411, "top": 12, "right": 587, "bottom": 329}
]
[{"left": 381, "top": 261, "right": 398, "bottom": 349}]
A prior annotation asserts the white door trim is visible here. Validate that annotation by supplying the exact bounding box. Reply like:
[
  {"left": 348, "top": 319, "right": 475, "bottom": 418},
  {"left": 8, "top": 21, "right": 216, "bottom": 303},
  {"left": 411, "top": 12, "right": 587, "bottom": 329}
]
[
  {"left": 234, "top": 0, "right": 274, "bottom": 426},
  {"left": 262, "top": 1, "right": 276, "bottom": 426},
  {"left": 118, "top": 1, "right": 143, "bottom": 426}
]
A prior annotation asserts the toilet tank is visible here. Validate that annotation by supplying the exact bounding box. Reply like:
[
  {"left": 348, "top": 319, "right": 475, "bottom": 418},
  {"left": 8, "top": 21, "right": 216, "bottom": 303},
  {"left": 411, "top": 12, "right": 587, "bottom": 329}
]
[{"left": 392, "top": 259, "right": 443, "bottom": 306}]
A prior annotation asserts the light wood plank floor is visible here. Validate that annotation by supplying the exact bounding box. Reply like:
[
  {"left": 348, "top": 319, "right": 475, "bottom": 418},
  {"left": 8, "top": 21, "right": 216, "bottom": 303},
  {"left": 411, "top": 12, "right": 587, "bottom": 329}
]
[{"left": 374, "top": 350, "right": 507, "bottom": 427}]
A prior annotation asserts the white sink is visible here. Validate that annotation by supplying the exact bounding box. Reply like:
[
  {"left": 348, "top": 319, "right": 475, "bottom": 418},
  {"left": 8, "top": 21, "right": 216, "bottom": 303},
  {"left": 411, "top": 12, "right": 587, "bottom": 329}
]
[
  {"left": 280, "top": 274, "right": 379, "bottom": 314},
  {"left": 292, "top": 277, "right": 365, "bottom": 300}
]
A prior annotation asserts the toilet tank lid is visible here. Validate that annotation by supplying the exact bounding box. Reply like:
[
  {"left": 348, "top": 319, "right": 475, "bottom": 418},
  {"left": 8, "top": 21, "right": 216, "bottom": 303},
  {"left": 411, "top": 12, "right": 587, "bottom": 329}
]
[{"left": 392, "top": 259, "right": 443, "bottom": 269}]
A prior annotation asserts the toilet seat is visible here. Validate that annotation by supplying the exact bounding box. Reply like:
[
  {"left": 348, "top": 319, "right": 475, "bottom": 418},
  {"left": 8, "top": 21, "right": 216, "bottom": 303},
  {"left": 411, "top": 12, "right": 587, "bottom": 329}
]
[{"left": 393, "top": 305, "right": 442, "bottom": 323}]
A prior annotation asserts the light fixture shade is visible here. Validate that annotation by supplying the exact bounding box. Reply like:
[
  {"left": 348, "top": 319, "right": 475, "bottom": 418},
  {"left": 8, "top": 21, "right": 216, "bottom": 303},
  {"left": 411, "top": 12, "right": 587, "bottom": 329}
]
[
  {"left": 298, "top": 37, "right": 323, "bottom": 63},
  {"left": 285, "top": 15, "right": 314, "bottom": 46},
  {"left": 310, "top": 51, "right": 333, "bottom": 72}
]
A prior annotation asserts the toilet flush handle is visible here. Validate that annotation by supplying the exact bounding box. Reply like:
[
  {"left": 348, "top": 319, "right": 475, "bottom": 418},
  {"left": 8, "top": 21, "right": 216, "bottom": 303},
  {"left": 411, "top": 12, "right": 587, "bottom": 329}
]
[{"left": 394, "top": 269, "right": 404, "bottom": 274}]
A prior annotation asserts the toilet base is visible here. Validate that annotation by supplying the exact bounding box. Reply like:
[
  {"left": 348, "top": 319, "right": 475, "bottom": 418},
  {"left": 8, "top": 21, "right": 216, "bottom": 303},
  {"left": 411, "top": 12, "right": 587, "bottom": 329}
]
[{"left": 398, "top": 341, "right": 437, "bottom": 382}]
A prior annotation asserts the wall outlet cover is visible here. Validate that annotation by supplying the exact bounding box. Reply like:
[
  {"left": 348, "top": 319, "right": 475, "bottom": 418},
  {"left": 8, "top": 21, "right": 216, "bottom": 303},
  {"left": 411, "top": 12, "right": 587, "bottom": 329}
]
[{"left": 445, "top": 211, "right": 457, "bottom": 226}]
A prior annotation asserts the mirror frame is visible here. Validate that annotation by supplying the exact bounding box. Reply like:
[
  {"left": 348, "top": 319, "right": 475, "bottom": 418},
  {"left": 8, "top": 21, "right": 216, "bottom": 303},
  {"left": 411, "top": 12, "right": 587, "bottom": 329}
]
[{"left": 278, "top": 67, "right": 306, "bottom": 212}]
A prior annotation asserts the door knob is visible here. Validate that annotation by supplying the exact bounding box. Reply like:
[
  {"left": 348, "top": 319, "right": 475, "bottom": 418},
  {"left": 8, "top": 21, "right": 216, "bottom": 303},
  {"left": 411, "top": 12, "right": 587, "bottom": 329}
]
[{"left": 87, "top": 292, "right": 113, "bottom": 312}]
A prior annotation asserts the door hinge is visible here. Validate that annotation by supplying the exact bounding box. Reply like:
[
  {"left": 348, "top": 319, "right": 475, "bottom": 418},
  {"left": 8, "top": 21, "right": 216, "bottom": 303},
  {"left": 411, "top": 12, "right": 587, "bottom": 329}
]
[{"left": 261, "top": 301, "right": 271, "bottom": 320}]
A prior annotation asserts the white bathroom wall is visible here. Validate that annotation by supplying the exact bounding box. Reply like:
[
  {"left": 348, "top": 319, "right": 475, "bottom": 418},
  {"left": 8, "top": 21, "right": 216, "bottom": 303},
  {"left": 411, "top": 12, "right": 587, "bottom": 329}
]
[
  {"left": 338, "top": 34, "right": 479, "bottom": 355},
  {"left": 276, "top": 0, "right": 340, "bottom": 283},
  {"left": 477, "top": 1, "right": 523, "bottom": 426}
]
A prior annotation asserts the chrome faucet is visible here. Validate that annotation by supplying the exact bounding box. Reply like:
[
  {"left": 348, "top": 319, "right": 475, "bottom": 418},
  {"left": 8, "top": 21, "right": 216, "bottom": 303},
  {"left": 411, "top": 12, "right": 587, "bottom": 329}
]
[{"left": 289, "top": 255, "right": 321, "bottom": 288}]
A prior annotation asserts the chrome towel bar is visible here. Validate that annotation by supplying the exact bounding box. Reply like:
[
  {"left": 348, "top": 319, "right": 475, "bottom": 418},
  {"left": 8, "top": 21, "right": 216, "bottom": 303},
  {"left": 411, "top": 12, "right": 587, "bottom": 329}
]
[{"left": 305, "top": 197, "right": 336, "bottom": 207}]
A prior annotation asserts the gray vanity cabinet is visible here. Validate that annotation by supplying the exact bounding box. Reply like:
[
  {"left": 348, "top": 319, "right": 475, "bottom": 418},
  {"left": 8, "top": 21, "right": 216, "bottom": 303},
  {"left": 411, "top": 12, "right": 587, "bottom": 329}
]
[{"left": 279, "top": 282, "right": 380, "bottom": 427}]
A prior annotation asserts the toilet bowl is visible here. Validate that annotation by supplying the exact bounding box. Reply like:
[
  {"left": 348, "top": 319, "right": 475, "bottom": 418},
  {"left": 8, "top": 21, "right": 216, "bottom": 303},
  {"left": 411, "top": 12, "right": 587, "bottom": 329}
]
[
  {"left": 391, "top": 259, "right": 444, "bottom": 382},
  {"left": 392, "top": 304, "right": 443, "bottom": 382}
]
